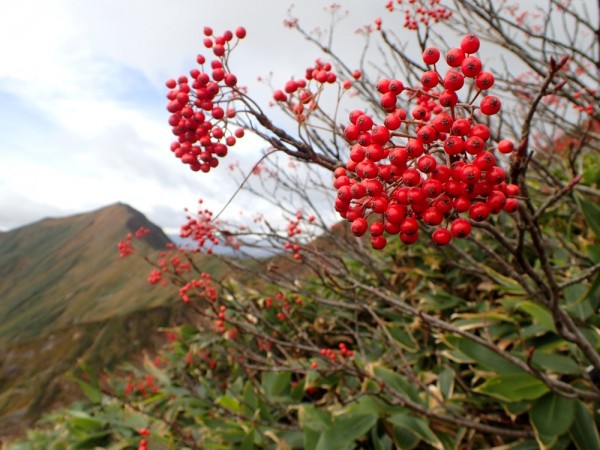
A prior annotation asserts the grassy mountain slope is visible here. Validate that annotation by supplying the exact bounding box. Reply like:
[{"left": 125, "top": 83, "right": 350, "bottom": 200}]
[
  {"left": 0, "top": 203, "right": 172, "bottom": 343},
  {"left": 0, "top": 203, "right": 200, "bottom": 437}
]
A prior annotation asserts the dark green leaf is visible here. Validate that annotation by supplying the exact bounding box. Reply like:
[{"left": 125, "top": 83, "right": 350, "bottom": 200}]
[
  {"left": 569, "top": 400, "right": 600, "bottom": 450},
  {"left": 475, "top": 372, "right": 550, "bottom": 402},
  {"left": 530, "top": 393, "right": 575, "bottom": 448}
]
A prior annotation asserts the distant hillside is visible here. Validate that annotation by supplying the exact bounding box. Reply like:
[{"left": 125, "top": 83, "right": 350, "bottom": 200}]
[
  {"left": 0, "top": 203, "right": 174, "bottom": 343},
  {"left": 0, "top": 203, "right": 221, "bottom": 437}
]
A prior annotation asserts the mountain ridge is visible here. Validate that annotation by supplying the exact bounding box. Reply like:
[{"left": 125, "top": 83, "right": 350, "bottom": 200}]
[{"left": 0, "top": 202, "right": 191, "bottom": 437}]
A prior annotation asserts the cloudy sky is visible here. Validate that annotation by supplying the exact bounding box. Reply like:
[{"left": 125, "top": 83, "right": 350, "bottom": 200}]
[{"left": 0, "top": 0, "right": 392, "bottom": 234}]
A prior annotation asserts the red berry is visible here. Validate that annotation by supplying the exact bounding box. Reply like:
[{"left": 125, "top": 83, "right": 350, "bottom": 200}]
[
  {"left": 439, "top": 90, "right": 458, "bottom": 108},
  {"left": 469, "top": 202, "right": 490, "bottom": 222},
  {"left": 423, "top": 47, "right": 441, "bottom": 65},
  {"left": 497, "top": 139, "right": 515, "bottom": 154},
  {"left": 480, "top": 96, "right": 502, "bottom": 115},
  {"left": 235, "top": 27, "right": 247, "bottom": 39},
  {"left": 432, "top": 228, "right": 452, "bottom": 246},
  {"left": 461, "top": 56, "right": 483, "bottom": 77},
  {"left": 450, "top": 218, "right": 472, "bottom": 238},
  {"left": 421, "top": 70, "right": 440, "bottom": 90},
  {"left": 446, "top": 48, "right": 466, "bottom": 67},
  {"left": 371, "top": 235, "right": 387, "bottom": 249},
  {"left": 475, "top": 71, "right": 495, "bottom": 90},
  {"left": 443, "top": 70, "right": 465, "bottom": 91},
  {"left": 460, "top": 34, "right": 480, "bottom": 54}
]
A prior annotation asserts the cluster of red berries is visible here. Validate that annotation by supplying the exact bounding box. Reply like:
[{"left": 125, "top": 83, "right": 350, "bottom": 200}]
[
  {"left": 335, "top": 33, "right": 521, "bottom": 249},
  {"left": 282, "top": 211, "right": 316, "bottom": 260},
  {"left": 385, "top": 0, "right": 452, "bottom": 29},
  {"left": 124, "top": 374, "right": 159, "bottom": 398},
  {"left": 273, "top": 59, "right": 337, "bottom": 122},
  {"left": 313, "top": 343, "right": 354, "bottom": 368},
  {"left": 180, "top": 201, "right": 219, "bottom": 252},
  {"left": 166, "top": 27, "right": 246, "bottom": 173},
  {"left": 178, "top": 272, "right": 217, "bottom": 303},
  {"left": 137, "top": 428, "right": 150, "bottom": 450},
  {"left": 117, "top": 227, "right": 154, "bottom": 258}
]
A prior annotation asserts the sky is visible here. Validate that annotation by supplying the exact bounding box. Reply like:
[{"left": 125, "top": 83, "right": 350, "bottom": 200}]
[{"left": 0, "top": 0, "right": 392, "bottom": 234}]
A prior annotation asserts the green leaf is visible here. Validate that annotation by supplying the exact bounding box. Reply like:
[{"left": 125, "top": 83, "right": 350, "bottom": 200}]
[
  {"left": 530, "top": 352, "right": 582, "bottom": 375},
  {"left": 438, "top": 367, "right": 455, "bottom": 399},
  {"left": 373, "top": 366, "right": 420, "bottom": 403},
  {"left": 216, "top": 395, "right": 242, "bottom": 413},
  {"left": 74, "top": 379, "right": 102, "bottom": 404},
  {"left": 576, "top": 194, "right": 600, "bottom": 239},
  {"left": 569, "top": 400, "right": 600, "bottom": 450},
  {"left": 262, "top": 370, "right": 291, "bottom": 399},
  {"left": 387, "top": 413, "right": 443, "bottom": 450},
  {"left": 444, "top": 336, "right": 522, "bottom": 374},
  {"left": 299, "top": 405, "right": 332, "bottom": 432},
  {"left": 516, "top": 301, "right": 556, "bottom": 333},
  {"left": 388, "top": 325, "right": 419, "bottom": 352},
  {"left": 475, "top": 372, "right": 550, "bottom": 402},
  {"left": 67, "top": 410, "right": 104, "bottom": 432},
  {"left": 315, "top": 414, "right": 378, "bottom": 450},
  {"left": 529, "top": 393, "right": 575, "bottom": 449}
]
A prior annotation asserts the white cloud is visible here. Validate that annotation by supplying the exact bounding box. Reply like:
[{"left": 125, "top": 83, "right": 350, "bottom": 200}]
[{"left": 0, "top": 0, "right": 390, "bottom": 232}]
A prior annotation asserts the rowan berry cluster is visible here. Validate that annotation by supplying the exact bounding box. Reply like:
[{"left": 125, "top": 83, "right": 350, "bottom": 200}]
[
  {"left": 272, "top": 59, "right": 337, "bottom": 122},
  {"left": 180, "top": 201, "right": 220, "bottom": 252},
  {"left": 335, "top": 34, "right": 521, "bottom": 249},
  {"left": 166, "top": 26, "right": 246, "bottom": 173},
  {"left": 178, "top": 273, "right": 217, "bottom": 303},
  {"left": 385, "top": 0, "right": 452, "bottom": 29}
]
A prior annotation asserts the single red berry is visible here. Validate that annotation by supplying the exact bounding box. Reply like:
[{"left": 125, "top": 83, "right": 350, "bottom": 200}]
[
  {"left": 450, "top": 218, "right": 472, "bottom": 238},
  {"left": 444, "top": 136, "right": 465, "bottom": 156},
  {"left": 439, "top": 90, "right": 458, "bottom": 107},
  {"left": 421, "top": 70, "right": 440, "bottom": 90},
  {"left": 235, "top": 27, "right": 247, "bottom": 39},
  {"left": 350, "top": 217, "right": 369, "bottom": 237},
  {"left": 497, "top": 139, "right": 515, "bottom": 154},
  {"left": 423, "top": 208, "right": 444, "bottom": 226},
  {"left": 460, "top": 34, "right": 480, "bottom": 54},
  {"left": 504, "top": 197, "right": 519, "bottom": 212},
  {"left": 446, "top": 48, "right": 466, "bottom": 67},
  {"left": 400, "top": 217, "right": 419, "bottom": 235},
  {"left": 432, "top": 228, "right": 452, "bottom": 246},
  {"left": 504, "top": 183, "right": 521, "bottom": 197},
  {"left": 377, "top": 78, "right": 391, "bottom": 93},
  {"left": 480, "top": 96, "right": 502, "bottom": 115},
  {"left": 469, "top": 202, "right": 491, "bottom": 221},
  {"left": 380, "top": 92, "right": 397, "bottom": 110},
  {"left": 461, "top": 56, "right": 483, "bottom": 78},
  {"left": 371, "top": 235, "right": 387, "bottom": 249},
  {"left": 443, "top": 70, "right": 465, "bottom": 91},
  {"left": 423, "top": 47, "right": 441, "bottom": 65},
  {"left": 470, "top": 124, "right": 491, "bottom": 141},
  {"left": 475, "top": 71, "right": 495, "bottom": 90}
]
